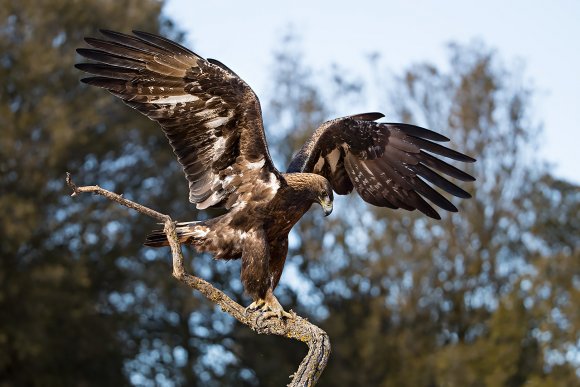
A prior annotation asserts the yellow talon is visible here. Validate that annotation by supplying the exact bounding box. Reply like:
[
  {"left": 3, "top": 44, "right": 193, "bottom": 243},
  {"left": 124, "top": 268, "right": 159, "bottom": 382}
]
[
  {"left": 245, "top": 299, "right": 265, "bottom": 313},
  {"left": 258, "top": 290, "right": 295, "bottom": 320}
]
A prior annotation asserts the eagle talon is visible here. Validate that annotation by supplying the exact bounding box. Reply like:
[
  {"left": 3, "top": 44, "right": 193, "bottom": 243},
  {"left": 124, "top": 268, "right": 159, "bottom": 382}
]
[
  {"left": 257, "top": 292, "right": 294, "bottom": 320},
  {"left": 262, "top": 309, "right": 294, "bottom": 320},
  {"left": 245, "top": 299, "right": 266, "bottom": 313}
]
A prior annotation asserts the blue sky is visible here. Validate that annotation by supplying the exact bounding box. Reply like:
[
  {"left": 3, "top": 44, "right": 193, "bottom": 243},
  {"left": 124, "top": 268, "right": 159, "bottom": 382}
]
[{"left": 165, "top": 0, "right": 580, "bottom": 184}]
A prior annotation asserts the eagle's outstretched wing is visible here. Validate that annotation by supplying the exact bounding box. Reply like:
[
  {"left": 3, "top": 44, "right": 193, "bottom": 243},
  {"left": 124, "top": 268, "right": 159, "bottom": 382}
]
[
  {"left": 76, "top": 30, "right": 278, "bottom": 210},
  {"left": 287, "top": 113, "right": 476, "bottom": 219}
]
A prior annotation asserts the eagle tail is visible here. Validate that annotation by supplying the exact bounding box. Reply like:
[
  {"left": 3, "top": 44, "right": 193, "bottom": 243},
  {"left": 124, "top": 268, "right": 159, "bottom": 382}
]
[{"left": 144, "top": 221, "right": 204, "bottom": 247}]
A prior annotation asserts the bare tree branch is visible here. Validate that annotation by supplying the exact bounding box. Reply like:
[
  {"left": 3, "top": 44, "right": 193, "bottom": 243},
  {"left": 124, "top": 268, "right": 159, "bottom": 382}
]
[{"left": 65, "top": 172, "right": 330, "bottom": 386}]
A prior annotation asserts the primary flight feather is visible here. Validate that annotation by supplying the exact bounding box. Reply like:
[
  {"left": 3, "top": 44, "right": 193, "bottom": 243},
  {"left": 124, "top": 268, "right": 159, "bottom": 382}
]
[{"left": 76, "top": 30, "right": 475, "bottom": 318}]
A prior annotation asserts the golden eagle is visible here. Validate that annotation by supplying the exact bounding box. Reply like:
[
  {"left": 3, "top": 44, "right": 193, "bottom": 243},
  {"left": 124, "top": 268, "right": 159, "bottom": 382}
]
[{"left": 76, "top": 30, "right": 475, "bottom": 318}]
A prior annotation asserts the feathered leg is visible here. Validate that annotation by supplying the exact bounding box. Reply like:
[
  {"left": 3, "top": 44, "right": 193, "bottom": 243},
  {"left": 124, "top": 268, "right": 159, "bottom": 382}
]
[
  {"left": 261, "top": 237, "right": 293, "bottom": 319},
  {"left": 241, "top": 228, "right": 270, "bottom": 304},
  {"left": 243, "top": 234, "right": 293, "bottom": 319},
  {"left": 268, "top": 237, "right": 288, "bottom": 291}
]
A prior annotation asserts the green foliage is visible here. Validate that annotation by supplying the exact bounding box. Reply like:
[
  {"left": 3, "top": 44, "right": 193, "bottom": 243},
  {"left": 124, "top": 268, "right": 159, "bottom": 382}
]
[
  {"left": 232, "top": 38, "right": 580, "bottom": 386},
  {"left": 1, "top": 2, "right": 578, "bottom": 385},
  {"left": 0, "top": 1, "right": 210, "bottom": 385}
]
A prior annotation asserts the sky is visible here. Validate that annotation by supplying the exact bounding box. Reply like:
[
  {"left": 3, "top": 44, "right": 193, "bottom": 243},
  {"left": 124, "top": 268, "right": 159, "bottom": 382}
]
[{"left": 165, "top": 0, "right": 580, "bottom": 184}]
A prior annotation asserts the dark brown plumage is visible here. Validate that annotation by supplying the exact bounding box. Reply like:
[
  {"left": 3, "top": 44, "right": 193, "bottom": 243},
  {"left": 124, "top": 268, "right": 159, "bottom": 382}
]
[{"left": 76, "top": 30, "right": 475, "bottom": 318}]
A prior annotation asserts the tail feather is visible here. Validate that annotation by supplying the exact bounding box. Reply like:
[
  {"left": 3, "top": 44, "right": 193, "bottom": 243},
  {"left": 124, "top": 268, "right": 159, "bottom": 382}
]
[{"left": 144, "top": 221, "right": 201, "bottom": 247}]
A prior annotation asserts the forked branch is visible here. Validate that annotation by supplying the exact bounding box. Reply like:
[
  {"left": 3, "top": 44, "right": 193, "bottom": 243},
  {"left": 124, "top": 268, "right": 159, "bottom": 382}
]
[{"left": 65, "top": 172, "right": 330, "bottom": 386}]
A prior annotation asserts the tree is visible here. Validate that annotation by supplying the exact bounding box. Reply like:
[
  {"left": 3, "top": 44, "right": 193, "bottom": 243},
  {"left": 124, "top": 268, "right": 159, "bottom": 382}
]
[
  {"left": 232, "top": 38, "right": 579, "bottom": 386},
  {"left": 1, "top": 7, "right": 330, "bottom": 384},
  {"left": 0, "top": 1, "right": 195, "bottom": 385},
  {"left": 3, "top": 2, "right": 578, "bottom": 383}
]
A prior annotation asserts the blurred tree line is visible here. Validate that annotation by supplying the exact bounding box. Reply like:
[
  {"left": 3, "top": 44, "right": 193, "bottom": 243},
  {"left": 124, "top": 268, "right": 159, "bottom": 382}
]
[{"left": 1, "top": 1, "right": 578, "bottom": 386}]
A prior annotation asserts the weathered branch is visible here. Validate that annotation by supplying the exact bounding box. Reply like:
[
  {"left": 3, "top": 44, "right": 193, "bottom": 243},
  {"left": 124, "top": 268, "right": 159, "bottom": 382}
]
[{"left": 65, "top": 172, "right": 330, "bottom": 386}]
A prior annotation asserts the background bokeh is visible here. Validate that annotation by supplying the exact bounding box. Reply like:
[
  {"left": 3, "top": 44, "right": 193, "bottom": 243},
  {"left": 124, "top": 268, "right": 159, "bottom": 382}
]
[{"left": 1, "top": 1, "right": 578, "bottom": 386}]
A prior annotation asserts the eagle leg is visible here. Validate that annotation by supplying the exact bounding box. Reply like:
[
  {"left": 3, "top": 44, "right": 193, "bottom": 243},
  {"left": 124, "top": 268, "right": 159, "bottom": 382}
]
[{"left": 259, "top": 289, "right": 295, "bottom": 320}]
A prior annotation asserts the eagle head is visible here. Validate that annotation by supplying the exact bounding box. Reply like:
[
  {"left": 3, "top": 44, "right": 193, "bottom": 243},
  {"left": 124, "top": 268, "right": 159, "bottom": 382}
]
[
  {"left": 311, "top": 176, "right": 334, "bottom": 217},
  {"left": 284, "top": 173, "right": 334, "bottom": 216}
]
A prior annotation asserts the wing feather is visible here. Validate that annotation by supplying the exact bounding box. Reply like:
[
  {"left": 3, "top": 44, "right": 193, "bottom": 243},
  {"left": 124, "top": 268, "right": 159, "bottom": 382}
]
[
  {"left": 77, "top": 30, "right": 279, "bottom": 209},
  {"left": 288, "top": 114, "right": 475, "bottom": 219},
  {"left": 409, "top": 136, "right": 476, "bottom": 162},
  {"left": 393, "top": 123, "right": 450, "bottom": 142}
]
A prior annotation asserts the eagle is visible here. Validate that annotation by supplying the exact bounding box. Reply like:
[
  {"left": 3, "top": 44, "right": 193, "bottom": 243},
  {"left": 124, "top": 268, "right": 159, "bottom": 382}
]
[{"left": 76, "top": 30, "right": 475, "bottom": 318}]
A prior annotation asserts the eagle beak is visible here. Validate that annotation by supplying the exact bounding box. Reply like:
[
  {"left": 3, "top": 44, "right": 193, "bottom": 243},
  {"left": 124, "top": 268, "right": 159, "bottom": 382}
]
[{"left": 320, "top": 199, "right": 333, "bottom": 217}]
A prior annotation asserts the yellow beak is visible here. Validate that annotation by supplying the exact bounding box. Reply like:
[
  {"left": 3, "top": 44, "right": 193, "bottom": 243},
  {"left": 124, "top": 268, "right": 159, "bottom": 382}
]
[{"left": 320, "top": 198, "right": 333, "bottom": 216}]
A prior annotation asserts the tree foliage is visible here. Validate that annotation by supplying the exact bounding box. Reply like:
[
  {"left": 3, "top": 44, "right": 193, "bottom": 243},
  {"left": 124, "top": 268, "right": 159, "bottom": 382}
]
[
  {"left": 1, "top": 2, "right": 578, "bottom": 385},
  {"left": 0, "top": 1, "right": 208, "bottom": 385},
  {"left": 249, "top": 39, "right": 579, "bottom": 386}
]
